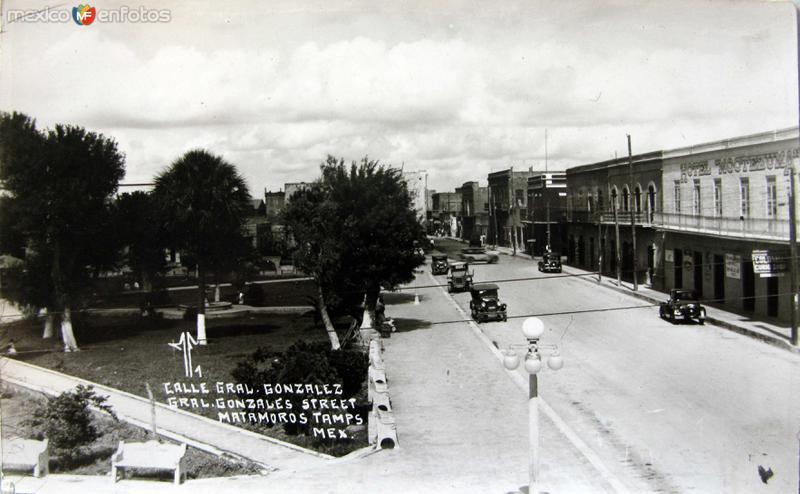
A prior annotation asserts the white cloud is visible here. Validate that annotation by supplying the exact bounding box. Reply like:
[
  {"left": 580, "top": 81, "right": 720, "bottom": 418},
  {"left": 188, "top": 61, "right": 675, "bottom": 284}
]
[{"left": 1, "top": 0, "right": 796, "bottom": 193}]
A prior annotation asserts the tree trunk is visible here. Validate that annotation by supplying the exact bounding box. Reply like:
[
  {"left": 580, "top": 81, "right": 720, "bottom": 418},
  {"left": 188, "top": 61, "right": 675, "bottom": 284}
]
[
  {"left": 42, "top": 309, "right": 55, "bottom": 339},
  {"left": 60, "top": 306, "right": 79, "bottom": 352},
  {"left": 197, "top": 265, "right": 208, "bottom": 345},
  {"left": 317, "top": 284, "right": 340, "bottom": 350},
  {"left": 142, "top": 271, "right": 153, "bottom": 293}
]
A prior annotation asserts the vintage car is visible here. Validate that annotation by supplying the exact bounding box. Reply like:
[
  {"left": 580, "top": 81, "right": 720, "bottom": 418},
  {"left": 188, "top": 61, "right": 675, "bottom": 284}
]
[
  {"left": 431, "top": 254, "right": 449, "bottom": 275},
  {"left": 659, "top": 289, "right": 706, "bottom": 324},
  {"left": 459, "top": 247, "right": 499, "bottom": 264},
  {"left": 538, "top": 252, "right": 562, "bottom": 273},
  {"left": 447, "top": 262, "right": 473, "bottom": 293},
  {"left": 469, "top": 283, "right": 507, "bottom": 322}
]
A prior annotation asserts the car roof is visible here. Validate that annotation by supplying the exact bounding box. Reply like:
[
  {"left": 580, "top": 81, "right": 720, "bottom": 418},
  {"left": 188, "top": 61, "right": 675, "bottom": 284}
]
[
  {"left": 432, "top": 254, "right": 448, "bottom": 259},
  {"left": 472, "top": 283, "right": 499, "bottom": 291}
]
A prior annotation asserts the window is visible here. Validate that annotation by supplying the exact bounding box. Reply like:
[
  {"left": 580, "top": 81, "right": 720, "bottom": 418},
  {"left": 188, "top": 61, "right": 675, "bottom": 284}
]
[
  {"left": 692, "top": 179, "right": 701, "bottom": 215},
  {"left": 634, "top": 186, "right": 642, "bottom": 213},
  {"left": 713, "top": 178, "right": 722, "bottom": 216},
  {"left": 622, "top": 187, "right": 630, "bottom": 212},
  {"left": 673, "top": 181, "right": 681, "bottom": 213},
  {"left": 766, "top": 176, "right": 777, "bottom": 217},
  {"left": 739, "top": 177, "right": 750, "bottom": 218},
  {"left": 515, "top": 189, "right": 524, "bottom": 207},
  {"left": 597, "top": 189, "right": 604, "bottom": 211}
]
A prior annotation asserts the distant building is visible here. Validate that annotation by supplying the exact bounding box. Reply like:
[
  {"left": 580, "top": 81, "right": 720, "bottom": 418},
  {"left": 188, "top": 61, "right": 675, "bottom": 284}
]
[
  {"left": 457, "top": 181, "right": 490, "bottom": 243},
  {"left": 526, "top": 172, "right": 567, "bottom": 256},
  {"left": 431, "top": 191, "right": 462, "bottom": 236},
  {"left": 284, "top": 182, "right": 312, "bottom": 204},
  {"left": 402, "top": 170, "right": 429, "bottom": 227},
  {"left": 488, "top": 168, "right": 544, "bottom": 250}
]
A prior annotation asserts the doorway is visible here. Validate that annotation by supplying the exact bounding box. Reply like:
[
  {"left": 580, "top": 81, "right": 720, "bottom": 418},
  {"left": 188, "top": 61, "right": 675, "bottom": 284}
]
[
  {"left": 766, "top": 276, "right": 779, "bottom": 317},
  {"left": 742, "top": 259, "right": 755, "bottom": 312},
  {"left": 713, "top": 254, "right": 725, "bottom": 304},
  {"left": 674, "top": 249, "right": 683, "bottom": 288},
  {"left": 693, "top": 251, "right": 703, "bottom": 297}
]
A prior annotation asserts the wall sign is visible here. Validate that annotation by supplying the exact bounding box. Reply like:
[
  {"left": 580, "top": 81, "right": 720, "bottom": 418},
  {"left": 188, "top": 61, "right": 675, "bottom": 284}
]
[
  {"left": 752, "top": 250, "right": 788, "bottom": 278},
  {"left": 725, "top": 254, "right": 740, "bottom": 279}
]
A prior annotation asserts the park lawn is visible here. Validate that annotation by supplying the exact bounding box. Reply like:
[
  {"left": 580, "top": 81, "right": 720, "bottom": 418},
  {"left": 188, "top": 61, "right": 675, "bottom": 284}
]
[
  {"left": 0, "top": 384, "right": 264, "bottom": 478},
  {"left": 7, "top": 311, "right": 367, "bottom": 455}
]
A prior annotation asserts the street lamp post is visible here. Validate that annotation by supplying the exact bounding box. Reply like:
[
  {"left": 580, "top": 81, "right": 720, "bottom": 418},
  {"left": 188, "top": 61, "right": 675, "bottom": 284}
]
[{"left": 502, "top": 317, "right": 564, "bottom": 494}]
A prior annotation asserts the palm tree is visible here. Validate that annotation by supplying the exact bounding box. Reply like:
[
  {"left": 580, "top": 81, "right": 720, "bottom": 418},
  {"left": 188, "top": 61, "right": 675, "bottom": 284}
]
[{"left": 153, "top": 150, "right": 251, "bottom": 345}]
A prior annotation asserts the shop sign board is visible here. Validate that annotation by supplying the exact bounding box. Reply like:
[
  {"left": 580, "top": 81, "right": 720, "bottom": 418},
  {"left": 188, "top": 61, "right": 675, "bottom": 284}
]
[{"left": 751, "top": 250, "right": 787, "bottom": 278}]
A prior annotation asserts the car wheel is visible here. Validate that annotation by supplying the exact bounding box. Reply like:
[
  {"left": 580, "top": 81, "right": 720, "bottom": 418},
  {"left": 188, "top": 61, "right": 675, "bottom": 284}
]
[
  {"left": 502, "top": 315, "right": 507, "bottom": 322},
  {"left": 448, "top": 284, "right": 453, "bottom": 293}
]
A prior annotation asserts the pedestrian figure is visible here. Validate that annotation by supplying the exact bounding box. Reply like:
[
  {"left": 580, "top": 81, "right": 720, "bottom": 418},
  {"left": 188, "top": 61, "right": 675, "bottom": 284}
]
[{"left": 238, "top": 291, "right": 244, "bottom": 305}]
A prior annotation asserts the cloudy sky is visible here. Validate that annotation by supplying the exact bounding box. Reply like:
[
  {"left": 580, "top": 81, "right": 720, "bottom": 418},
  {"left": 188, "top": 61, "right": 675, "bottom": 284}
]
[{"left": 1, "top": 0, "right": 797, "bottom": 194}]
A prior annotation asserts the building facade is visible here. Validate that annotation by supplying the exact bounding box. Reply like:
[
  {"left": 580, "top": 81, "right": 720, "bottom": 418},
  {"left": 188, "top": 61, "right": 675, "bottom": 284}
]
[
  {"left": 402, "top": 170, "right": 429, "bottom": 229},
  {"left": 431, "top": 191, "right": 462, "bottom": 236},
  {"left": 654, "top": 127, "right": 799, "bottom": 322},
  {"left": 457, "top": 181, "right": 490, "bottom": 243},
  {"left": 488, "top": 168, "right": 542, "bottom": 249},
  {"left": 565, "top": 151, "right": 663, "bottom": 285},
  {"left": 526, "top": 172, "right": 567, "bottom": 255}
]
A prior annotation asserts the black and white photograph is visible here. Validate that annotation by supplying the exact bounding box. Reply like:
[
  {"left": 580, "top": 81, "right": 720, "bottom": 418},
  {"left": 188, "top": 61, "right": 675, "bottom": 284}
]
[{"left": 0, "top": 1, "right": 799, "bottom": 492}]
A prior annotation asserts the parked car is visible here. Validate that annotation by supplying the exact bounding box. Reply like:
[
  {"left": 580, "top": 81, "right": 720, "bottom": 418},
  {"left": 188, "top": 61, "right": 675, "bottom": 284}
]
[
  {"left": 431, "top": 254, "right": 449, "bottom": 275},
  {"left": 538, "top": 252, "right": 562, "bottom": 273},
  {"left": 469, "top": 283, "right": 507, "bottom": 322},
  {"left": 659, "top": 289, "right": 706, "bottom": 324},
  {"left": 459, "top": 247, "right": 499, "bottom": 264},
  {"left": 447, "top": 262, "right": 473, "bottom": 293}
]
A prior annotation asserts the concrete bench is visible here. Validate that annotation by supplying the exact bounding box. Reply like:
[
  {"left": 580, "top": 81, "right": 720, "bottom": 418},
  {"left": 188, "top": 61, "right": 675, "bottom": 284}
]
[
  {"left": 111, "top": 440, "right": 187, "bottom": 485},
  {"left": 1, "top": 438, "right": 49, "bottom": 477}
]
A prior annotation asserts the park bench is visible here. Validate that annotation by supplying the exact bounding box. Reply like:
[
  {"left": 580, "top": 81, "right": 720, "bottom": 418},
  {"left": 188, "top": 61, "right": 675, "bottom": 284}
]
[
  {"left": 1, "top": 438, "right": 49, "bottom": 477},
  {"left": 111, "top": 440, "right": 187, "bottom": 485}
]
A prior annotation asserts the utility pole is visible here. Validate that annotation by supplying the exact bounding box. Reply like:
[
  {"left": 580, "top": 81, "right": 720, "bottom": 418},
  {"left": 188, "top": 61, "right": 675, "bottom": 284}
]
[
  {"left": 790, "top": 164, "right": 798, "bottom": 346},
  {"left": 628, "top": 135, "right": 638, "bottom": 291},
  {"left": 598, "top": 220, "right": 603, "bottom": 283},
  {"left": 510, "top": 167, "right": 517, "bottom": 255},
  {"left": 791, "top": 3, "right": 800, "bottom": 347},
  {"left": 614, "top": 188, "right": 622, "bottom": 286},
  {"left": 546, "top": 201, "right": 551, "bottom": 251}
]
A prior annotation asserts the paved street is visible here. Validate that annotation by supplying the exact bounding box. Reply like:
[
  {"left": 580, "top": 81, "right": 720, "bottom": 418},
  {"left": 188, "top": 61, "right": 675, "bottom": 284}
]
[{"left": 429, "top": 238, "right": 800, "bottom": 492}]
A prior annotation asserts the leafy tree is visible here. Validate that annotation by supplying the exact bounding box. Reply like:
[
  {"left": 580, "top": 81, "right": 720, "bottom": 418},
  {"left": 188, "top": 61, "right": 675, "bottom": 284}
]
[
  {"left": 321, "top": 156, "right": 425, "bottom": 329},
  {"left": 115, "top": 191, "right": 168, "bottom": 292},
  {"left": 285, "top": 156, "right": 425, "bottom": 347},
  {"left": 0, "top": 113, "right": 125, "bottom": 349},
  {"left": 283, "top": 182, "right": 343, "bottom": 349},
  {"left": 153, "top": 149, "right": 251, "bottom": 344}
]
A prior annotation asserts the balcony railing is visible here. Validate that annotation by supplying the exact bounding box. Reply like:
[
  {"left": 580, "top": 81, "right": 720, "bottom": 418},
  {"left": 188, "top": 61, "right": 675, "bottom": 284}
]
[
  {"left": 567, "top": 209, "right": 653, "bottom": 225},
  {"left": 652, "top": 212, "right": 793, "bottom": 242}
]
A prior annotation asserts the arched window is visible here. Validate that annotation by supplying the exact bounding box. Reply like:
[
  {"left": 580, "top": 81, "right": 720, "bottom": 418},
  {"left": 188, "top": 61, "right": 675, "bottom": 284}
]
[
  {"left": 634, "top": 185, "right": 642, "bottom": 213},
  {"left": 647, "top": 183, "right": 657, "bottom": 221},
  {"left": 610, "top": 186, "right": 618, "bottom": 211},
  {"left": 621, "top": 186, "right": 630, "bottom": 212}
]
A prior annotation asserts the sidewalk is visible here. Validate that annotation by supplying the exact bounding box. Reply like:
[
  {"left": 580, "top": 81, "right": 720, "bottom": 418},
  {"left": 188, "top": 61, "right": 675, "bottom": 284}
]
[{"left": 472, "top": 239, "right": 799, "bottom": 354}]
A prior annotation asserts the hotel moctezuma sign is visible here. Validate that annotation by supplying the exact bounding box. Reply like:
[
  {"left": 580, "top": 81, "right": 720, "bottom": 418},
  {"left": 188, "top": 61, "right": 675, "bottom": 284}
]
[{"left": 680, "top": 147, "right": 800, "bottom": 183}]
